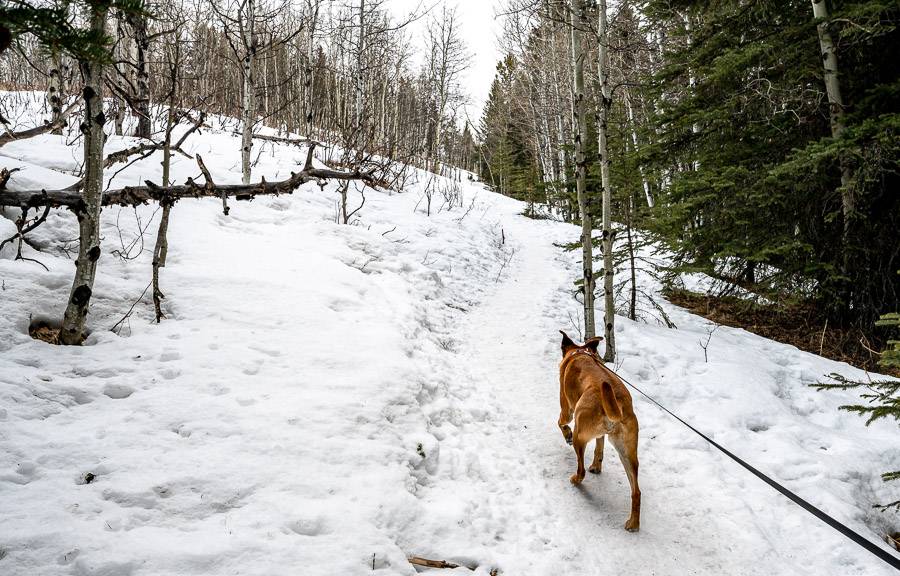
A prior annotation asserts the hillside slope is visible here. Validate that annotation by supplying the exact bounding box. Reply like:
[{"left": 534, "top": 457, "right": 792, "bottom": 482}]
[{"left": 0, "top": 100, "right": 898, "bottom": 575}]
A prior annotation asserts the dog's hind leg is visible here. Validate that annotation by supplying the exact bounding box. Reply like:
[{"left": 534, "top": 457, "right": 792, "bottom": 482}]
[
  {"left": 610, "top": 425, "right": 641, "bottom": 532},
  {"left": 570, "top": 433, "right": 587, "bottom": 486},
  {"left": 589, "top": 435, "right": 605, "bottom": 474},
  {"left": 558, "top": 406, "right": 574, "bottom": 445}
]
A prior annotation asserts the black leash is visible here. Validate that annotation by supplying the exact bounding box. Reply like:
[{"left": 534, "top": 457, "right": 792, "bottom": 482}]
[{"left": 609, "top": 366, "right": 900, "bottom": 571}]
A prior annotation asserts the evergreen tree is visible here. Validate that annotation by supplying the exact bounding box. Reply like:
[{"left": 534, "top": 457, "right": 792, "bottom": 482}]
[{"left": 640, "top": 0, "right": 900, "bottom": 332}]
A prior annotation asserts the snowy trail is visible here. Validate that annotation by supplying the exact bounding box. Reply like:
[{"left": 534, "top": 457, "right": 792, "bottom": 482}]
[
  {"left": 442, "top": 209, "right": 898, "bottom": 575},
  {"left": 448, "top": 216, "right": 720, "bottom": 575}
]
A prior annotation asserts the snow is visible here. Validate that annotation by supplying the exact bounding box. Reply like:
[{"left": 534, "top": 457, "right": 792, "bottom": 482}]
[{"left": 1, "top": 96, "right": 898, "bottom": 575}]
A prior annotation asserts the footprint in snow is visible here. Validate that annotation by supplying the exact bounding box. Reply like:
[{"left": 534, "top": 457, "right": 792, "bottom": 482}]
[
  {"left": 102, "top": 384, "right": 134, "bottom": 399},
  {"left": 158, "top": 350, "right": 182, "bottom": 362},
  {"left": 286, "top": 516, "right": 330, "bottom": 536},
  {"left": 159, "top": 368, "right": 181, "bottom": 381}
]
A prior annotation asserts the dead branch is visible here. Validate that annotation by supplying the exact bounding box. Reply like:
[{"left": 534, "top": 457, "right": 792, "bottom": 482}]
[
  {"left": 407, "top": 557, "right": 465, "bottom": 570},
  {"left": 0, "top": 166, "right": 21, "bottom": 189},
  {"left": 0, "top": 205, "right": 52, "bottom": 269},
  {"left": 64, "top": 112, "right": 208, "bottom": 192},
  {"left": 0, "top": 144, "right": 377, "bottom": 212},
  {"left": 252, "top": 133, "right": 319, "bottom": 147},
  {"left": 0, "top": 101, "right": 80, "bottom": 147}
]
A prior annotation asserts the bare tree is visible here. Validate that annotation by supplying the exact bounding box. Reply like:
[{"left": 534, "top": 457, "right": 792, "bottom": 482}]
[
  {"left": 59, "top": 3, "right": 109, "bottom": 345},
  {"left": 597, "top": 0, "right": 615, "bottom": 361},
  {"left": 425, "top": 4, "right": 469, "bottom": 175},
  {"left": 570, "top": 0, "right": 595, "bottom": 340}
]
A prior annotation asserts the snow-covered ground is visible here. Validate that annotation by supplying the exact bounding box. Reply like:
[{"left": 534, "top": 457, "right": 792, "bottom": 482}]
[{"left": 1, "top": 97, "right": 898, "bottom": 575}]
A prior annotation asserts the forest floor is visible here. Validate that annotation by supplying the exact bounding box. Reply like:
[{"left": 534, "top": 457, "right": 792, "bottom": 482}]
[
  {"left": 0, "top": 94, "right": 898, "bottom": 575},
  {"left": 665, "top": 289, "right": 898, "bottom": 377}
]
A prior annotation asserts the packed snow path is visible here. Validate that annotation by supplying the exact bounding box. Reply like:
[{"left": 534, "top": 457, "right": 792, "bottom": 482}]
[
  {"left": 1, "top": 115, "right": 897, "bottom": 575},
  {"left": 430, "top": 209, "right": 899, "bottom": 576}
]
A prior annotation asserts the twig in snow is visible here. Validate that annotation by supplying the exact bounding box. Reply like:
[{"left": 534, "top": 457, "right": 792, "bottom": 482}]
[
  {"left": 699, "top": 323, "right": 720, "bottom": 363},
  {"left": 567, "top": 310, "right": 584, "bottom": 342},
  {"left": 494, "top": 247, "right": 517, "bottom": 283},
  {"left": 110, "top": 282, "right": 152, "bottom": 336}
]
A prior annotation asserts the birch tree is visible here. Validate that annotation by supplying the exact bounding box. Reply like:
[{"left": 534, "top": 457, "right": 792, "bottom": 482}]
[
  {"left": 597, "top": 0, "right": 615, "bottom": 361},
  {"left": 570, "top": 0, "right": 595, "bottom": 340},
  {"left": 810, "top": 0, "right": 853, "bottom": 257},
  {"left": 59, "top": 3, "right": 108, "bottom": 345},
  {"left": 425, "top": 5, "right": 468, "bottom": 175}
]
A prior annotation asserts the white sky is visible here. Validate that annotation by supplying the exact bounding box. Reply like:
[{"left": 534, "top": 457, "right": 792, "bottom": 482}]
[{"left": 386, "top": 0, "right": 505, "bottom": 123}]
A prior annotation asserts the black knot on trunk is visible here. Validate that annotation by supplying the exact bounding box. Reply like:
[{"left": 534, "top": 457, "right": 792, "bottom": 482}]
[
  {"left": 94, "top": 112, "right": 106, "bottom": 126},
  {"left": 88, "top": 245, "right": 101, "bottom": 262},
  {"left": 82, "top": 86, "right": 96, "bottom": 101},
  {"left": 71, "top": 285, "right": 92, "bottom": 307}
]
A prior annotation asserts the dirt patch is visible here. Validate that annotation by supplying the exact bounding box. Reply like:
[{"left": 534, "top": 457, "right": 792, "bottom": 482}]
[
  {"left": 28, "top": 319, "right": 61, "bottom": 345},
  {"left": 664, "top": 289, "right": 899, "bottom": 377}
]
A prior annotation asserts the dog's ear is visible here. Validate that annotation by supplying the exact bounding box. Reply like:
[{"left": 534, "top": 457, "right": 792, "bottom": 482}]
[
  {"left": 585, "top": 336, "right": 604, "bottom": 352},
  {"left": 560, "top": 330, "right": 577, "bottom": 355}
]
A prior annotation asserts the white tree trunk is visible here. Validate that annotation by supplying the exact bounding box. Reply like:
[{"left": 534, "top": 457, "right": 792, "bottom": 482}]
[
  {"left": 811, "top": 0, "right": 853, "bottom": 234},
  {"left": 47, "top": 53, "right": 66, "bottom": 135},
  {"left": 624, "top": 90, "right": 653, "bottom": 208},
  {"left": 59, "top": 4, "right": 107, "bottom": 345},
  {"left": 571, "top": 0, "right": 595, "bottom": 339},
  {"left": 131, "top": 13, "right": 151, "bottom": 139},
  {"left": 304, "top": 1, "right": 319, "bottom": 139},
  {"left": 354, "top": 0, "right": 365, "bottom": 146},
  {"left": 241, "top": 0, "right": 256, "bottom": 185},
  {"left": 598, "top": 0, "right": 615, "bottom": 361}
]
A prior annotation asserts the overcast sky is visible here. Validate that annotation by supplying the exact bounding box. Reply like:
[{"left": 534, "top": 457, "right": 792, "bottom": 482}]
[{"left": 386, "top": 0, "right": 505, "bottom": 122}]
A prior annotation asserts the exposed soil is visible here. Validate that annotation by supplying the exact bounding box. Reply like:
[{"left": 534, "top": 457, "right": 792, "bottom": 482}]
[
  {"left": 28, "top": 320, "right": 60, "bottom": 345},
  {"left": 665, "top": 288, "right": 899, "bottom": 377}
]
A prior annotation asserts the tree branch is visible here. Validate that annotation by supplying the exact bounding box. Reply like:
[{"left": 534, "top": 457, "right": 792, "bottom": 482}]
[{"left": 0, "top": 145, "right": 377, "bottom": 212}]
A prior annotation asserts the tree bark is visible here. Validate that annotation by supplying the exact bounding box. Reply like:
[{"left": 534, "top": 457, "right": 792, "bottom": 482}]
[
  {"left": 598, "top": 0, "right": 615, "bottom": 361},
  {"left": 354, "top": 0, "right": 365, "bottom": 145},
  {"left": 810, "top": 0, "right": 854, "bottom": 257},
  {"left": 59, "top": 4, "right": 107, "bottom": 345},
  {"left": 129, "top": 12, "right": 152, "bottom": 139},
  {"left": 0, "top": 146, "right": 376, "bottom": 211},
  {"left": 47, "top": 52, "right": 66, "bottom": 135},
  {"left": 571, "top": 0, "right": 595, "bottom": 339},
  {"left": 304, "top": 0, "right": 319, "bottom": 138},
  {"left": 241, "top": 0, "right": 257, "bottom": 185}
]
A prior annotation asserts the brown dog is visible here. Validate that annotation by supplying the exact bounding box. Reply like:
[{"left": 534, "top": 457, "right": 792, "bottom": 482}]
[{"left": 558, "top": 331, "right": 641, "bottom": 532}]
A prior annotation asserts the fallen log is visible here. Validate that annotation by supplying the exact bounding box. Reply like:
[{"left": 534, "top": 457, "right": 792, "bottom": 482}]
[
  {"left": 408, "top": 556, "right": 465, "bottom": 570},
  {"left": 0, "top": 144, "right": 376, "bottom": 212},
  {"left": 0, "top": 101, "right": 80, "bottom": 147},
  {"left": 407, "top": 555, "right": 499, "bottom": 574}
]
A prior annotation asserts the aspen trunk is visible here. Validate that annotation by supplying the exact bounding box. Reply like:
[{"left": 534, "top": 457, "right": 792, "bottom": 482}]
[
  {"left": 305, "top": 1, "right": 319, "bottom": 138},
  {"left": 131, "top": 13, "right": 151, "bottom": 139},
  {"left": 598, "top": 0, "right": 615, "bottom": 361},
  {"left": 241, "top": 0, "right": 256, "bottom": 185},
  {"left": 59, "top": 4, "right": 107, "bottom": 345},
  {"left": 354, "top": 0, "right": 365, "bottom": 146},
  {"left": 810, "top": 0, "right": 853, "bottom": 251},
  {"left": 47, "top": 53, "right": 66, "bottom": 135},
  {"left": 571, "top": 0, "right": 595, "bottom": 339},
  {"left": 624, "top": 90, "right": 653, "bottom": 208}
]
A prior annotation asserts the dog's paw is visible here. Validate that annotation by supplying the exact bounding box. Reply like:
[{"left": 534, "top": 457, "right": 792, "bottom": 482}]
[
  {"left": 570, "top": 473, "right": 583, "bottom": 486},
  {"left": 588, "top": 465, "right": 602, "bottom": 474},
  {"left": 624, "top": 518, "right": 640, "bottom": 532}
]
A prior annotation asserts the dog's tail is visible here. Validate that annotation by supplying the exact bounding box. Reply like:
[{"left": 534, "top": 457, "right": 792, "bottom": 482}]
[{"left": 600, "top": 381, "right": 623, "bottom": 422}]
